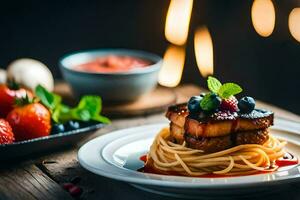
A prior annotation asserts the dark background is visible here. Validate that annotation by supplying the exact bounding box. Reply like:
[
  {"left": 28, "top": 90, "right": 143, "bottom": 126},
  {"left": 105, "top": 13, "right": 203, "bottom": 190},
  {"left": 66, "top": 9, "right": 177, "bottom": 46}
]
[{"left": 0, "top": 0, "right": 299, "bottom": 114}]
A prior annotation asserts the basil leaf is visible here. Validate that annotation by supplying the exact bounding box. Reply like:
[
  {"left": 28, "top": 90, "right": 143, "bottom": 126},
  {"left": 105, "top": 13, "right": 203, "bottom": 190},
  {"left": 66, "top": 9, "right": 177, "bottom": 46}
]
[
  {"left": 218, "top": 83, "right": 243, "bottom": 99},
  {"left": 92, "top": 115, "right": 111, "bottom": 124},
  {"left": 35, "top": 85, "right": 61, "bottom": 111},
  {"left": 77, "top": 96, "right": 102, "bottom": 117},
  {"left": 57, "top": 96, "right": 110, "bottom": 124},
  {"left": 35, "top": 85, "right": 54, "bottom": 109},
  {"left": 52, "top": 107, "right": 60, "bottom": 123},
  {"left": 52, "top": 104, "right": 71, "bottom": 123},
  {"left": 34, "top": 85, "right": 110, "bottom": 124},
  {"left": 73, "top": 109, "right": 91, "bottom": 121},
  {"left": 207, "top": 76, "right": 222, "bottom": 94}
]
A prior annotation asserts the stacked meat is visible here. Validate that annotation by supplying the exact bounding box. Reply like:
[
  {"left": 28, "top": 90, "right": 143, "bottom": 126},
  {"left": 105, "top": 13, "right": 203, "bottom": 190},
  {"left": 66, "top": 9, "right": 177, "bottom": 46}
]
[{"left": 166, "top": 103, "right": 274, "bottom": 153}]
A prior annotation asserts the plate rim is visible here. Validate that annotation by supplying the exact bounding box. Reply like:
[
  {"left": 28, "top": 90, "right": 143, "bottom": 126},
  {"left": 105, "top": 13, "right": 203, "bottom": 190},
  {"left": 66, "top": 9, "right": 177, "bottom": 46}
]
[{"left": 78, "top": 119, "right": 300, "bottom": 189}]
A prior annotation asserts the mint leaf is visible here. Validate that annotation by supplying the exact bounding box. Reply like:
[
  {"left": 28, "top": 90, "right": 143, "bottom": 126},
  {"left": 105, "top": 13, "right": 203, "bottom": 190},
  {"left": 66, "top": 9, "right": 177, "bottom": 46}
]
[
  {"left": 218, "top": 83, "right": 242, "bottom": 99},
  {"left": 200, "top": 93, "right": 220, "bottom": 111},
  {"left": 71, "top": 96, "right": 102, "bottom": 122},
  {"left": 53, "top": 96, "right": 110, "bottom": 124},
  {"left": 35, "top": 85, "right": 53, "bottom": 109},
  {"left": 52, "top": 104, "right": 71, "bottom": 123},
  {"left": 35, "top": 85, "right": 61, "bottom": 111},
  {"left": 77, "top": 96, "right": 102, "bottom": 117},
  {"left": 78, "top": 96, "right": 110, "bottom": 123},
  {"left": 93, "top": 115, "right": 111, "bottom": 124},
  {"left": 35, "top": 85, "right": 110, "bottom": 124},
  {"left": 52, "top": 107, "right": 60, "bottom": 123},
  {"left": 207, "top": 76, "right": 222, "bottom": 93}
]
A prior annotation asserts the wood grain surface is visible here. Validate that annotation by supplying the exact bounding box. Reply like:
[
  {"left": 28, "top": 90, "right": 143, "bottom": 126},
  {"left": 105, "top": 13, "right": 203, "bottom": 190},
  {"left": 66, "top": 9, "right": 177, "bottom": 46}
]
[
  {"left": 0, "top": 164, "right": 72, "bottom": 200},
  {"left": 0, "top": 84, "right": 300, "bottom": 200}
]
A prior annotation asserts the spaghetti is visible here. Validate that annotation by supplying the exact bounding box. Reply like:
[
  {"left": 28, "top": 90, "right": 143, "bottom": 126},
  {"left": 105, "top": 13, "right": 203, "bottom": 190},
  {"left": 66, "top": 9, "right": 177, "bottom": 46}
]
[{"left": 146, "top": 127, "right": 287, "bottom": 176}]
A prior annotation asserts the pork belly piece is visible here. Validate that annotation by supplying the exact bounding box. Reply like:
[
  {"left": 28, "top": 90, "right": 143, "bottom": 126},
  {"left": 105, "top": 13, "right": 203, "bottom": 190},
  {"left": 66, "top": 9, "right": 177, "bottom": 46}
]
[
  {"left": 184, "top": 128, "right": 269, "bottom": 153},
  {"left": 166, "top": 103, "right": 273, "bottom": 138}
]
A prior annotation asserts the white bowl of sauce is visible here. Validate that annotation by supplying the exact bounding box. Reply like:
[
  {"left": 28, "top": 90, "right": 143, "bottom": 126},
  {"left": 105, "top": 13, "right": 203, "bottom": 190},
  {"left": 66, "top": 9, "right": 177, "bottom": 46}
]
[{"left": 59, "top": 49, "right": 162, "bottom": 102}]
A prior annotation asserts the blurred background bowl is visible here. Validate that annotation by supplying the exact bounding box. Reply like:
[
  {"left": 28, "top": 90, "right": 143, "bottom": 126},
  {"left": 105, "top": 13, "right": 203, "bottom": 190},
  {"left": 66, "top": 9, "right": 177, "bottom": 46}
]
[{"left": 59, "top": 49, "right": 162, "bottom": 102}]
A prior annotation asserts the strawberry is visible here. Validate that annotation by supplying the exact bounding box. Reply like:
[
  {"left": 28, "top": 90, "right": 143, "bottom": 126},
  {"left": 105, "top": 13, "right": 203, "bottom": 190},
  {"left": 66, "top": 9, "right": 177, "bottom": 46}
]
[
  {"left": 6, "top": 98, "right": 51, "bottom": 141},
  {"left": 0, "top": 118, "right": 15, "bottom": 144},
  {"left": 220, "top": 96, "right": 238, "bottom": 112},
  {"left": 0, "top": 82, "right": 32, "bottom": 118}
]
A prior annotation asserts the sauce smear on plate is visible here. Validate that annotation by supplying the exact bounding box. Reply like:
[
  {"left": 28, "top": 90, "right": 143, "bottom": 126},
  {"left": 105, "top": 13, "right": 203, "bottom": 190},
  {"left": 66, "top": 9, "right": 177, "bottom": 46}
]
[{"left": 275, "top": 153, "right": 298, "bottom": 167}]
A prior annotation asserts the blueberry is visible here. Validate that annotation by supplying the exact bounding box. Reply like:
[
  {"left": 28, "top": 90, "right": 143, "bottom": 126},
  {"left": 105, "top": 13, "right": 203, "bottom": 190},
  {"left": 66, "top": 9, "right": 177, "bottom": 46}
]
[
  {"left": 51, "top": 123, "right": 65, "bottom": 134},
  {"left": 187, "top": 96, "right": 203, "bottom": 114},
  {"left": 65, "top": 121, "right": 80, "bottom": 131},
  {"left": 238, "top": 96, "right": 255, "bottom": 113}
]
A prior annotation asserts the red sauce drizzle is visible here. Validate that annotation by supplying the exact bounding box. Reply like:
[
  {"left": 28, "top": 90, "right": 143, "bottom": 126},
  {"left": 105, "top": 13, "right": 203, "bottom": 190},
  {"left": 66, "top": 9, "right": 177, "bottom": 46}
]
[
  {"left": 138, "top": 153, "right": 298, "bottom": 178},
  {"left": 275, "top": 153, "right": 298, "bottom": 167},
  {"left": 139, "top": 155, "right": 147, "bottom": 163}
]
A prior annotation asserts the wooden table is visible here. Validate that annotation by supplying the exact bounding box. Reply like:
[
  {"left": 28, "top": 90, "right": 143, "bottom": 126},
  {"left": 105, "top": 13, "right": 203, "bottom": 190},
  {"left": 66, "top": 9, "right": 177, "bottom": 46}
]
[{"left": 1, "top": 85, "right": 300, "bottom": 200}]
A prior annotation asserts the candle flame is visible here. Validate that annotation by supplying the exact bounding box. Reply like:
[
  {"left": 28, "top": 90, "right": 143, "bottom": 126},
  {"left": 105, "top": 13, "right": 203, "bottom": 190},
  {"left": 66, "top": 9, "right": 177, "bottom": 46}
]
[
  {"left": 289, "top": 8, "right": 300, "bottom": 43},
  {"left": 251, "top": 0, "right": 276, "bottom": 37},
  {"left": 158, "top": 45, "right": 185, "bottom": 87},
  {"left": 194, "top": 26, "right": 214, "bottom": 78},
  {"left": 165, "top": 0, "right": 193, "bottom": 46}
]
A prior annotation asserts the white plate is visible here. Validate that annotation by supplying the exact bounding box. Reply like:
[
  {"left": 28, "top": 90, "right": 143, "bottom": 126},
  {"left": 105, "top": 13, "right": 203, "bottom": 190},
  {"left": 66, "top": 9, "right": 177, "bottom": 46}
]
[{"left": 78, "top": 118, "right": 300, "bottom": 199}]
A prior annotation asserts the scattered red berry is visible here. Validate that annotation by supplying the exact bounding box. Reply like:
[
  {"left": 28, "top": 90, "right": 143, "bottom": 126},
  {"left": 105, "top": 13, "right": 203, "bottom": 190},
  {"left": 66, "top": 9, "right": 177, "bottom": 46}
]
[
  {"left": 0, "top": 119, "right": 15, "bottom": 144},
  {"left": 62, "top": 182, "right": 83, "bottom": 198},
  {"left": 220, "top": 96, "right": 238, "bottom": 112},
  {"left": 68, "top": 185, "right": 83, "bottom": 197},
  {"left": 62, "top": 183, "right": 75, "bottom": 190}
]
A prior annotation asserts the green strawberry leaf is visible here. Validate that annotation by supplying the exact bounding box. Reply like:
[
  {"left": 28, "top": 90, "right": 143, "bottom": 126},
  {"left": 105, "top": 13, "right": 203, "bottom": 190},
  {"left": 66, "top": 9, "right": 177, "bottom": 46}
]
[
  {"left": 207, "top": 76, "right": 222, "bottom": 93},
  {"left": 218, "top": 83, "right": 243, "bottom": 99}
]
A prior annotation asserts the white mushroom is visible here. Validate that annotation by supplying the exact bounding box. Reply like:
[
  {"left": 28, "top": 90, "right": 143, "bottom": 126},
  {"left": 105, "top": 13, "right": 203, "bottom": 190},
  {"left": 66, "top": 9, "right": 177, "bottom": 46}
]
[
  {"left": 0, "top": 69, "right": 7, "bottom": 84},
  {"left": 7, "top": 58, "right": 54, "bottom": 91}
]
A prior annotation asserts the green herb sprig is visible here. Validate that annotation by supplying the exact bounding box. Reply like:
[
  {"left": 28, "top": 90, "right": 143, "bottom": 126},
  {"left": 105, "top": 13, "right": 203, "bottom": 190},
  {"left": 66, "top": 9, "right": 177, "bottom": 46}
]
[
  {"left": 35, "top": 85, "right": 110, "bottom": 124},
  {"left": 200, "top": 76, "right": 243, "bottom": 111},
  {"left": 207, "top": 76, "right": 242, "bottom": 99}
]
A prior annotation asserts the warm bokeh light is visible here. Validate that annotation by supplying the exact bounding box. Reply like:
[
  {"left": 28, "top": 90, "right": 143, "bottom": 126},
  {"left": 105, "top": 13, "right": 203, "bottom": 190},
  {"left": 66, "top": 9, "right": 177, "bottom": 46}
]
[
  {"left": 289, "top": 8, "right": 300, "bottom": 43},
  {"left": 194, "top": 26, "right": 214, "bottom": 78},
  {"left": 158, "top": 45, "right": 186, "bottom": 87},
  {"left": 165, "top": 0, "right": 193, "bottom": 46},
  {"left": 251, "top": 0, "right": 276, "bottom": 37}
]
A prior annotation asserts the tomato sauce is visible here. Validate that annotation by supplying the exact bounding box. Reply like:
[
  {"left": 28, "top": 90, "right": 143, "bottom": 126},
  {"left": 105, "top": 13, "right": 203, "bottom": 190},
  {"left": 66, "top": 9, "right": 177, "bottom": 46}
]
[
  {"left": 138, "top": 153, "right": 298, "bottom": 178},
  {"left": 275, "top": 153, "right": 298, "bottom": 167},
  {"left": 139, "top": 155, "right": 147, "bottom": 163},
  {"left": 74, "top": 55, "right": 152, "bottom": 73}
]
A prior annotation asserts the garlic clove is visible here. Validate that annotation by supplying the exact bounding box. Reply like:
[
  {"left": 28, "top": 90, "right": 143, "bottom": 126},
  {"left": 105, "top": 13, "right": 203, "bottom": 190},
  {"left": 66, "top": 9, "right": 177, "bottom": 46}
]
[{"left": 7, "top": 58, "right": 54, "bottom": 91}]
